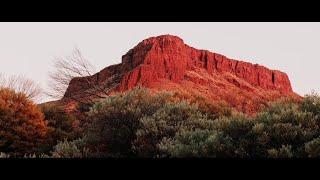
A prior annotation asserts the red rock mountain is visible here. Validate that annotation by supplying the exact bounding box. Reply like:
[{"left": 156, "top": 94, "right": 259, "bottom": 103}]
[{"left": 63, "top": 35, "right": 300, "bottom": 113}]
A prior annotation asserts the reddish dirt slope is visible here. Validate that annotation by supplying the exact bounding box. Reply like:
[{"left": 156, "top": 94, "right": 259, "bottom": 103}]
[{"left": 63, "top": 35, "right": 300, "bottom": 113}]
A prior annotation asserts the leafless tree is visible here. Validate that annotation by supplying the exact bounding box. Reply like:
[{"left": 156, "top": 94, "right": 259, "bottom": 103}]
[
  {"left": 46, "top": 48, "right": 94, "bottom": 99},
  {"left": 0, "top": 74, "right": 6, "bottom": 86},
  {"left": 47, "top": 48, "right": 111, "bottom": 103},
  {"left": 0, "top": 74, "right": 43, "bottom": 102}
]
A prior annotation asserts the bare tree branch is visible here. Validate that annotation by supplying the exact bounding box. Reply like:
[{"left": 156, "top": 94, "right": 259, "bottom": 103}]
[
  {"left": 46, "top": 48, "right": 95, "bottom": 99},
  {"left": 46, "top": 47, "right": 114, "bottom": 104},
  {"left": 0, "top": 73, "right": 43, "bottom": 102}
]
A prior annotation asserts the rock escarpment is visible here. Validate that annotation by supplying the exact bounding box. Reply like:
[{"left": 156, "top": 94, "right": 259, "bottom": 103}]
[{"left": 63, "top": 35, "right": 299, "bottom": 113}]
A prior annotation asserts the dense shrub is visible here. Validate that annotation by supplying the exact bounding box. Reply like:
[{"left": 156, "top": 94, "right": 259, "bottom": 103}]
[
  {"left": 301, "top": 92, "right": 320, "bottom": 116},
  {"left": 305, "top": 138, "right": 320, "bottom": 157},
  {"left": 39, "top": 103, "right": 80, "bottom": 153},
  {"left": 133, "top": 101, "right": 214, "bottom": 157},
  {"left": 0, "top": 88, "right": 48, "bottom": 156},
  {"left": 170, "top": 91, "right": 234, "bottom": 119},
  {"left": 252, "top": 101, "right": 319, "bottom": 157},
  {"left": 51, "top": 138, "right": 89, "bottom": 158},
  {"left": 81, "top": 88, "right": 227, "bottom": 157},
  {"left": 84, "top": 87, "right": 172, "bottom": 157},
  {"left": 158, "top": 129, "right": 231, "bottom": 158},
  {"left": 62, "top": 88, "right": 320, "bottom": 158},
  {"left": 159, "top": 113, "right": 253, "bottom": 158},
  {"left": 160, "top": 99, "right": 320, "bottom": 158}
]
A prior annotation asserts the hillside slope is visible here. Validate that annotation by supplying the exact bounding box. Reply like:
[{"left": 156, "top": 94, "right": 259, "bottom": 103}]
[{"left": 63, "top": 35, "right": 300, "bottom": 113}]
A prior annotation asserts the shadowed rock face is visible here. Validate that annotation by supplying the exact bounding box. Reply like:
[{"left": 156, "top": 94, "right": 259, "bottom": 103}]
[{"left": 63, "top": 35, "right": 300, "bottom": 113}]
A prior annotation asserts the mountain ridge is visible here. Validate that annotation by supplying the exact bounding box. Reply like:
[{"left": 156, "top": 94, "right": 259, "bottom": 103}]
[{"left": 63, "top": 34, "right": 300, "bottom": 113}]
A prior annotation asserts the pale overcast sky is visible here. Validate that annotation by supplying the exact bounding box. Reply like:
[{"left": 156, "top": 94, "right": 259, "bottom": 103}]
[{"left": 0, "top": 22, "right": 319, "bottom": 102}]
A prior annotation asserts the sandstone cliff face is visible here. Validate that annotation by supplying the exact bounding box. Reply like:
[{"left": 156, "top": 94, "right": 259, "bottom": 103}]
[
  {"left": 63, "top": 35, "right": 299, "bottom": 113},
  {"left": 116, "top": 35, "right": 292, "bottom": 93}
]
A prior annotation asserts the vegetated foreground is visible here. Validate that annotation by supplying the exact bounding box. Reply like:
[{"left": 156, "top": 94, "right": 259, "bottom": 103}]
[{"left": 1, "top": 87, "right": 320, "bottom": 158}]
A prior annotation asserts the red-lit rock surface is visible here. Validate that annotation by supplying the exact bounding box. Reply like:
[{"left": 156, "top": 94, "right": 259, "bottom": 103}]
[{"left": 63, "top": 35, "right": 300, "bottom": 113}]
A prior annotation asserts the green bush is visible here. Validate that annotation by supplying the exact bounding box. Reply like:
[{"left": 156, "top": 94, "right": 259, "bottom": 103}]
[
  {"left": 267, "top": 145, "right": 294, "bottom": 158},
  {"left": 157, "top": 113, "right": 254, "bottom": 158},
  {"left": 171, "top": 92, "right": 234, "bottom": 119},
  {"left": 301, "top": 92, "right": 320, "bottom": 116},
  {"left": 39, "top": 103, "right": 80, "bottom": 154},
  {"left": 84, "top": 87, "right": 172, "bottom": 157},
  {"left": 305, "top": 138, "right": 320, "bottom": 158},
  {"left": 160, "top": 99, "right": 320, "bottom": 158},
  {"left": 251, "top": 101, "right": 319, "bottom": 157},
  {"left": 158, "top": 129, "right": 231, "bottom": 158},
  {"left": 51, "top": 138, "right": 89, "bottom": 158},
  {"left": 133, "top": 101, "right": 214, "bottom": 157},
  {"left": 82, "top": 87, "right": 220, "bottom": 158},
  {"left": 43, "top": 88, "right": 320, "bottom": 158}
]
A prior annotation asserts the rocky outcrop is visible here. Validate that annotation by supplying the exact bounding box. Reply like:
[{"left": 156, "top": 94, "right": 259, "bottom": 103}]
[
  {"left": 115, "top": 35, "right": 292, "bottom": 93},
  {"left": 63, "top": 35, "right": 299, "bottom": 113}
]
